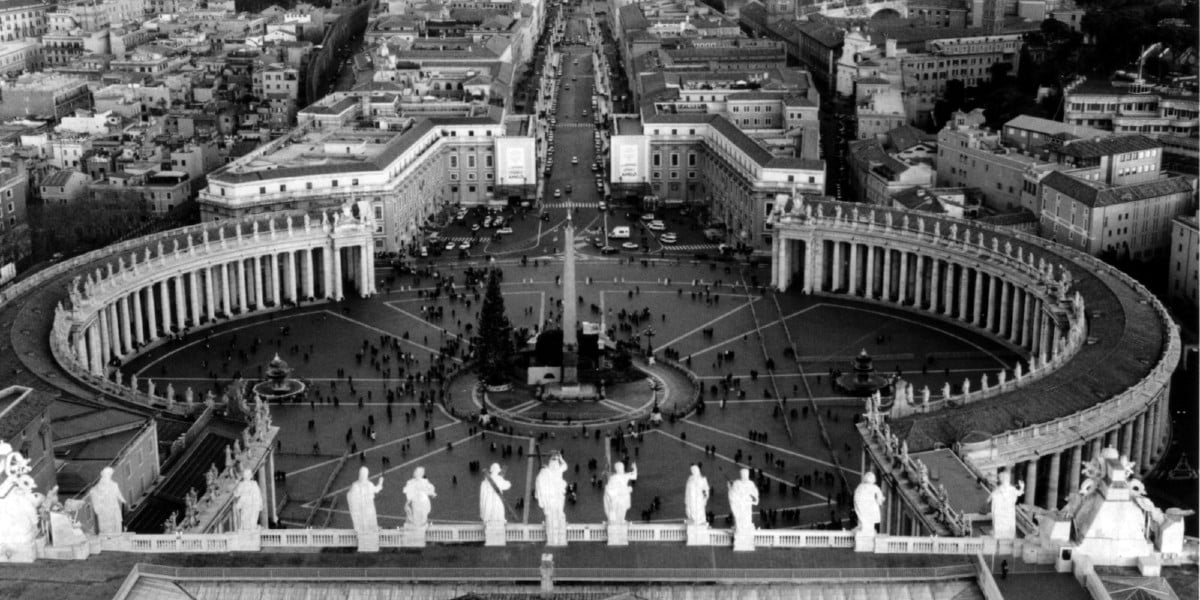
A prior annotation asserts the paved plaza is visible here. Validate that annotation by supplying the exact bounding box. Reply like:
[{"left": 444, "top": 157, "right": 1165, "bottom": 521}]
[{"left": 125, "top": 256, "right": 1017, "bottom": 531}]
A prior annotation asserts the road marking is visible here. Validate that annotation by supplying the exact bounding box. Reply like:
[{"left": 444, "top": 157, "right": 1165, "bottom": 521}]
[{"left": 680, "top": 419, "right": 858, "bottom": 475}]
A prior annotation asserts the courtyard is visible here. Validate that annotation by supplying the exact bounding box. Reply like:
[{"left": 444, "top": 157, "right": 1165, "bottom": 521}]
[{"left": 125, "top": 257, "right": 1017, "bottom": 532}]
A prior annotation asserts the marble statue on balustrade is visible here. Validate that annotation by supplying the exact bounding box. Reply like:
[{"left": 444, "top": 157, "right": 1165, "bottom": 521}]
[
  {"left": 853, "top": 472, "right": 885, "bottom": 536},
  {"left": 480, "top": 463, "right": 511, "bottom": 525},
  {"left": 347, "top": 466, "right": 384, "bottom": 533},
  {"left": 0, "top": 441, "right": 44, "bottom": 561},
  {"left": 233, "top": 468, "right": 263, "bottom": 532},
  {"left": 402, "top": 467, "right": 436, "bottom": 528},
  {"left": 988, "top": 468, "right": 1024, "bottom": 540},
  {"left": 535, "top": 454, "right": 568, "bottom": 530},
  {"left": 603, "top": 462, "right": 637, "bottom": 525},
  {"left": 727, "top": 468, "right": 759, "bottom": 534},
  {"left": 684, "top": 464, "right": 710, "bottom": 526},
  {"left": 88, "top": 466, "right": 126, "bottom": 535}
]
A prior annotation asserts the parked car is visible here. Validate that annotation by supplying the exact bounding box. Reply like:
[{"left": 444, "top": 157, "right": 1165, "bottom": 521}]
[
  {"left": 659, "top": 233, "right": 677, "bottom": 244},
  {"left": 621, "top": 242, "right": 639, "bottom": 250},
  {"left": 647, "top": 220, "right": 665, "bottom": 231},
  {"left": 497, "top": 227, "right": 514, "bottom": 235}
]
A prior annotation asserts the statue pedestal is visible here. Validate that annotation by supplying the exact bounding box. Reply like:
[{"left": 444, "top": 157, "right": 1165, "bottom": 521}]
[
  {"left": 356, "top": 531, "right": 379, "bottom": 553},
  {"left": 854, "top": 532, "right": 877, "bottom": 552},
  {"left": 401, "top": 525, "right": 426, "bottom": 548},
  {"left": 484, "top": 522, "right": 507, "bottom": 546},
  {"left": 686, "top": 524, "right": 709, "bottom": 546},
  {"left": 545, "top": 522, "right": 567, "bottom": 547},
  {"left": 0, "top": 539, "right": 38, "bottom": 563},
  {"left": 229, "top": 531, "right": 262, "bottom": 552},
  {"left": 606, "top": 523, "right": 628, "bottom": 546},
  {"left": 732, "top": 528, "right": 755, "bottom": 552}
]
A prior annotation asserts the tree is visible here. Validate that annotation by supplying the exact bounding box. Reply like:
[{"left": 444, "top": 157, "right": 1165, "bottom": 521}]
[{"left": 474, "top": 269, "right": 515, "bottom": 385}]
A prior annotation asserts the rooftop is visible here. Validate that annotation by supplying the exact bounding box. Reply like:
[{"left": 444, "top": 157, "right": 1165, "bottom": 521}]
[
  {"left": 1042, "top": 171, "right": 1195, "bottom": 208},
  {"left": 0, "top": 386, "right": 53, "bottom": 441},
  {"left": 1003, "top": 115, "right": 1111, "bottom": 142},
  {"left": 1057, "top": 134, "right": 1162, "bottom": 159}
]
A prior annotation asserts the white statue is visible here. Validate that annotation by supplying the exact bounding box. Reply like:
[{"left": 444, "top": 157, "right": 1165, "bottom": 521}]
[
  {"left": 347, "top": 466, "right": 384, "bottom": 533},
  {"left": 0, "top": 441, "right": 43, "bottom": 556},
  {"left": 853, "top": 472, "right": 885, "bottom": 535},
  {"left": 479, "top": 463, "right": 511, "bottom": 525},
  {"left": 534, "top": 454, "right": 568, "bottom": 529},
  {"left": 727, "top": 468, "right": 759, "bottom": 534},
  {"left": 402, "top": 467, "right": 436, "bottom": 528},
  {"left": 684, "top": 464, "right": 710, "bottom": 526},
  {"left": 603, "top": 462, "right": 637, "bottom": 525},
  {"left": 232, "top": 468, "right": 262, "bottom": 532},
  {"left": 989, "top": 468, "right": 1024, "bottom": 540},
  {"left": 88, "top": 466, "right": 126, "bottom": 535}
]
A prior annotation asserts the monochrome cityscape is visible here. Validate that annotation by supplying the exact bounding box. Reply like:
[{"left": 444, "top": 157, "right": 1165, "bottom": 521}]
[{"left": 0, "top": 0, "right": 1195, "bottom": 597}]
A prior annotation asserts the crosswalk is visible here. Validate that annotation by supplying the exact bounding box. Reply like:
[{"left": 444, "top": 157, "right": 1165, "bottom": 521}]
[
  {"left": 541, "top": 202, "right": 600, "bottom": 208},
  {"left": 662, "top": 243, "right": 722, "bottom": 251},
  {"left": 553, "top": 122, "right": 596, "bottom": 129}
]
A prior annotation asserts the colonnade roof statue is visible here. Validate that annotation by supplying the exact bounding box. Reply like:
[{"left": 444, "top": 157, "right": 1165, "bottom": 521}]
[
  {"left": 348, "top": 467, "right": 384, "bottom": 534},
  {"left": 402, "top": 467, "right": 436, "bottom": 529},
  {"left": 603, "top": 462, "right": 637, "bottom": 525}
]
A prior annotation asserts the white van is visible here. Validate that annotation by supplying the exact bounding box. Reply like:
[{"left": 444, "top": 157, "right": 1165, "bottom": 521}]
[{"left": 610, "top": 226, "right": 631, "bottom": 239}]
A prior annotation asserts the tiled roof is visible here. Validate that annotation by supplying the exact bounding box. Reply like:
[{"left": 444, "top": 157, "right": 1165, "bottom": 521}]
[
  {"left": 1044, "top": 171, "right": 1195, "bottom": 208},
  {"left": 1057, "top": 134, "right": 1161, "bottom": 159},
  {"left": 794, "top": 20, "right": 844, "bottom": 48},
  {"left": 1003, "top": 115, "right": 1110, "bottom": 141},
  {"left": 42, "top": 168, "right": 85, "bottom": 187}
]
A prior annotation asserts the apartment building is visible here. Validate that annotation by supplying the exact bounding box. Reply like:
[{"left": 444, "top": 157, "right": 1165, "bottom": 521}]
[
  {"left": 1168, "top": 213, "right": 1198, "bottom": 313},
  {"left": 1063, "top": 78, "right": 1200, "bottom": 139}
]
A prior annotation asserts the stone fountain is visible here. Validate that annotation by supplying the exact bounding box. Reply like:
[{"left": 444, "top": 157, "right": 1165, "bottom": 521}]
[
  {"left": 250, "top": 353, "right": 306, "bottom": 402},
  {"left": 835, "top": 349, "right": 891, "bottom": 398}
]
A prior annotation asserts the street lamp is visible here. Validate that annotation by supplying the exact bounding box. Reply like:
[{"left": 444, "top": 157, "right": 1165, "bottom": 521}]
[{"left": 642, "top": 327, "right": 656, "bottom": 356}]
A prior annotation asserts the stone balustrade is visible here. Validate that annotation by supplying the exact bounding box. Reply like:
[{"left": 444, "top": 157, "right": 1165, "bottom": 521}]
[{"left": 91, "top": 525, "right": 882, "bottom": 553}]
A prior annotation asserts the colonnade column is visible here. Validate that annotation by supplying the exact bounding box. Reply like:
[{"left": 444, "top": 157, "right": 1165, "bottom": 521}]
[
  {"left": 174, "top": 276, "right": 187, "bottom": 331},
  {"left": 97, "top": 306, "right": 111, "bottom": 365},
  {"left": 270, "top": 253, "right": 281, "bottom": 306},
  {"left": 159, "top": 280, "right": 172, "bottom": 335},
  {"left": 1119, "top": 422, "right": 1133, "bottom": 458},
  {"left": 253, "top": 255, "right": 265, "bottom": 308},
  {"left": 849, "top": 242, "right": 859, "bottom": 295},
  {"left": 1010, "top": 289, "right": 1024, "bottom": 345},
  {"left": 1022, "top": 295, "right": 1036, "bottom": 350},
  {"left": 914, "top": 255, "right": 925, "bottom": 308},
  {"left": 832, "top": 241, "right": 843, "bottom": 291},
  {"left": 865, "top": 244, "right": 876, "bottom": 298},
  {"left": 205, "top": 267, "right": 216, "bottom": 322},
  {"left": 1000, "top": 282, "right": 1012, "bottom": 339},
  {"left": 929, "top": 258, "right": 940, "bottom": 313},
  {"left": 131, "top": 288, "right": 144, "bottom": 346},
  {"left": 1024, "top": 459, "right": 1038, "bottom": 507},
  {"left": 332, "top": 247, "right": 344, "bottom": 300},
  {"left": 1046, "top": 452, "right": 1061, "bottom": 510},
  {"left": 986, "top": 276, "right": 998, "bottom": 332},
  {"left": 146, "top": 284, "right": 158, "bottom": 341},
  {"left": 306, "top": 249, "right": 317, "bottom": 299},
  {"left": 945, "top": 263, "right": 956, "bottom": 317},
  {"left": 898, "top": 251, "right": 909, "bottom": 304},
  {"left": 1131, "top": 413, "right": 1146, "bottom": 468},
  {"left": 958, "top": 264, "right": 969, "bottom": 321},
  {"left": 360, "top": 244, "right": 373, "bottom": 296},
  {"left": 87, "top": 325, "right": 103, "bottom": 375},
  {"left": 237, "top": 260, "right": 249, "bottom": 313},
  {"left": 973, "top": 270, "right": 985, "bottom": 327},
  {"left": 190, "top": 271, "right": 202, "bottom": 326},
  {"left": 882, "top": 248, "right": 892, "bottom": 301},
  {"left": 119, "top": 297, "right": 132, "bottom": 354},
  {"left": 284, "top": 251, "right": 297, "bottom": 303},
  {"left": 1149, "top": 401, "right": 1164, "bottom": 460},
  {"left": 1067, "top": 445, "right": 1082, "bottom": 500},
  {"left": 220, "top": 263, "right": 232, "bottom": 315}
]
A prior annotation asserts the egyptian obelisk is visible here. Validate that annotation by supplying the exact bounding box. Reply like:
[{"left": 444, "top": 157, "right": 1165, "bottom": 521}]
[{"left": 561, "top": 211, "right": 578, "bottom": 385}]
